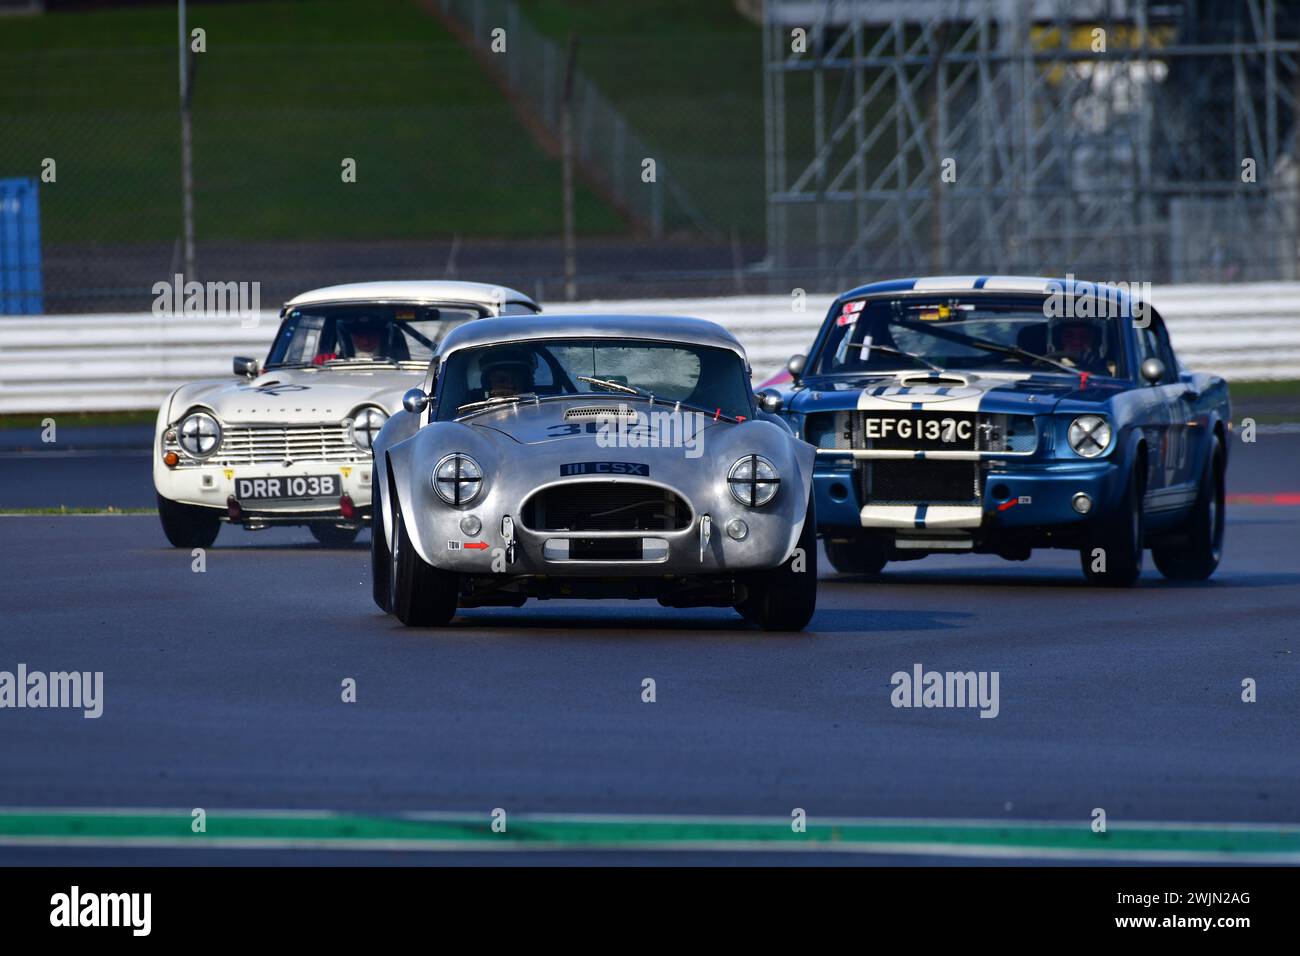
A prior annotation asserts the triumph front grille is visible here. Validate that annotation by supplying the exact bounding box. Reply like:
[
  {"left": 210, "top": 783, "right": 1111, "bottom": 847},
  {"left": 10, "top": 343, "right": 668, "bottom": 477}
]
[
  {"left": 201, "top": 424, "right": 365, "bottom": 466},
  {"left": 522, "top": 482, "right": 691, "bottom": 532}
]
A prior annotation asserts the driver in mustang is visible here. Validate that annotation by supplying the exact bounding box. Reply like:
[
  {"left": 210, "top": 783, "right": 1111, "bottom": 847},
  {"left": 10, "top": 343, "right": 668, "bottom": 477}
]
[{"left": 1051, "top": 318, "right": 1111, "bottom": 375}]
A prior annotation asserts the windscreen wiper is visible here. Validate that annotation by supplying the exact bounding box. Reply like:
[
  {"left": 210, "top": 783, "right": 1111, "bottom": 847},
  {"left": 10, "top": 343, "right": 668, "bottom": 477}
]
[
  {"left": 456, "top": 392, "right": 540, "bottom": 415},
  {"left": 847, "top": 341, "right": 944, "bottom": 372},
  {"left": 576, "top": 376, "right": 740, "bottom": 422},
  {"left": 897, "top": 321, "right": 1080, "bottom": 376},
  {"left": 577, "top": 375, "right": 648, "bottom": 397}
]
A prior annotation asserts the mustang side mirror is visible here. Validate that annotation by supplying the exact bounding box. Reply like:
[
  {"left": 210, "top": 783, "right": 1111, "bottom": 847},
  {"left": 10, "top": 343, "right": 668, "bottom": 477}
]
[
  {"left": 758, "top": 389, "right": 784, "bottom": 414},
  {"left": 786, "top": 353, "right": 807, "bottom": 381},
  {"left": 1140, "top": 358, "right": 1165, "bottom": 385},
  {"left": 402, "top": 387, "right": 431, "bottom": 414},
  {"left": 233, "top": 356, "right": 260, "bottom": 377}
]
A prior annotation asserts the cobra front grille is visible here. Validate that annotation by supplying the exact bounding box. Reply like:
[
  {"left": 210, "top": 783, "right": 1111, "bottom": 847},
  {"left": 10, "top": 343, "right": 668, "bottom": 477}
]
[
  {"left": 212, "top": 424, "right": 364, "bottom": 465},
  {"left": 858, "top": 460, "right": 982, "bottom": 505},
  {"left": 522, "top": 482, "right": 690, "bottom": 532}
]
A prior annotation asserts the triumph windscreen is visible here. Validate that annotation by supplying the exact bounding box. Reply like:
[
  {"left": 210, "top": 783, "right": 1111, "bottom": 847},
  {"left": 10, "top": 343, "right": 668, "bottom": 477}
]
[
  {"left": 436, "top": 338, "right": 753, "bottom": 421},
  {"left": 265, "top": 304, "right": 480, "bottom": 369},
  {"left": 813, "top": 295, "right": 1129, "bottom": 379}
]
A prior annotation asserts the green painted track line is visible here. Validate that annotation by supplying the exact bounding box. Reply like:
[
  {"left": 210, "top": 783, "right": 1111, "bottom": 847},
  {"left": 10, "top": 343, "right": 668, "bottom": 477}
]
[{"left": 1, "top": 810, "right": 1298, "bottom": 861}]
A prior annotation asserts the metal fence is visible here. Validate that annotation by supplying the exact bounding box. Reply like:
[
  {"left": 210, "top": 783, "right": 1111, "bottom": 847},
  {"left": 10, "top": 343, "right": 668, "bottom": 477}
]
[
  {"left": 763, "top": 0, "right": 1300, "bottom": 288},
  {"left": 3, "top": 1, "right": 1300, "bottom": 315}
]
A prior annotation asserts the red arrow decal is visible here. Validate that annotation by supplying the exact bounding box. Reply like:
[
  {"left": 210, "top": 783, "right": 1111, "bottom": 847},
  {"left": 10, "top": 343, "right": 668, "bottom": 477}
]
[{"left": 463, "top": 541, "right": 490, "bottom": 550}]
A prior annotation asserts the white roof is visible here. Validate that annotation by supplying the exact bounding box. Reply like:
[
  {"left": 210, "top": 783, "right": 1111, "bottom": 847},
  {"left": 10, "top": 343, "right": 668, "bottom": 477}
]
[{"left": 283, "top": 280, "right": 538, "bottom": 311}]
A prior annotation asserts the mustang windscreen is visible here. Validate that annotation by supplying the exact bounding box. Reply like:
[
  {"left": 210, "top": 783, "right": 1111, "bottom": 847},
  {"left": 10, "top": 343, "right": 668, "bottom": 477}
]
[
  {"left": 436, "top": 338, "right": 753, "bottom": 420},
  {"left": 266, "top": 305, "right": 480, "bottom": 368},
  {"left": 814, "top": 295, "right": 1128, "bottom": 379}
]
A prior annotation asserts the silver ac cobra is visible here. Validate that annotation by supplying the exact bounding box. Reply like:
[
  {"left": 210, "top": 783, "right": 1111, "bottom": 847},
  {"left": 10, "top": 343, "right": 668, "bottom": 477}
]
[{"left": 369, "top": 314, "right": 818, "bottom": 630}]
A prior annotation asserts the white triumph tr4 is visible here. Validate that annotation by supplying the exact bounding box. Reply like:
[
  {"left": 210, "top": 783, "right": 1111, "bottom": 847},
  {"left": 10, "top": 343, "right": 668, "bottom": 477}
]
[{"left": 152, "top": 280, "right": 540, "bottom": 547}]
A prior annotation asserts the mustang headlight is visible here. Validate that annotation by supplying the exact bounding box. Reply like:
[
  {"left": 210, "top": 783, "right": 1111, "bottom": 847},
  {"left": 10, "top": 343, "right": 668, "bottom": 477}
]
[
  {"left": 177, "top": 411, "right": 222, "bottom": 458},
  {"left": 728, "top": 454, "right": 780, "bottom": 507},
  {"left": 349, "top": 406, "right": 389, "bottom": 451},
  {"left": 1067, "top": 415, "right": 1111, "bottom": 458},
  {"left": 433, "top": 454, "right": 483, "bottom": 505}
]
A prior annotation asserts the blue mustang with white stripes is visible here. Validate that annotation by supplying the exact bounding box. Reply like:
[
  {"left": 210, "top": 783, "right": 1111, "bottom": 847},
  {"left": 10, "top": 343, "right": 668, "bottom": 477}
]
[{"left": 765, "top": 276, "right": 1231, "bottom": 585}]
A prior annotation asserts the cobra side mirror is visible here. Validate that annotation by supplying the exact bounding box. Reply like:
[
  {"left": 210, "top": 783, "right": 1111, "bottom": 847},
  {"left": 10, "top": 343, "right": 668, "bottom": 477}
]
[
  {"left": 1140, "top": 358, "right": 1165, "bottom": 385},
  {"left": 233, "top": 356, "right": 260, "bottom": 377},
  {"left": 758, "top": 389, "right": 784, "bottom": 414},
  {"left": 786, "top": 353, "right": 807, "bottom": 382},
  {"left": 402, "top": 388, "right": 431, "bottom": 414}
]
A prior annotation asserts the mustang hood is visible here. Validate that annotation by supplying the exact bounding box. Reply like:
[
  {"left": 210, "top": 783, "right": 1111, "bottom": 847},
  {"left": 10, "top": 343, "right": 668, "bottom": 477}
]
[
  {"left": 164, "top": 366, "right": 422, "bottom": 425},
  {"left": 789, "top": 370, "right": 1126, "bottom": 416}
]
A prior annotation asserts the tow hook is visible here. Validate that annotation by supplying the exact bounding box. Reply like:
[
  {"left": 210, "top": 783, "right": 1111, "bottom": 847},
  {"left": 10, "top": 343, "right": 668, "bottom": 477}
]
[
  {"left": 699, "top": 513, "right": 712, "bottom": 562},
  {"left": 502, "top": 515, "right": 515, "bottom": 564}
]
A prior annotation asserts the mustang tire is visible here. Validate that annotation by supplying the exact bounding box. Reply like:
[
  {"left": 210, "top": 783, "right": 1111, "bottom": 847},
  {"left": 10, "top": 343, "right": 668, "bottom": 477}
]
[
  {"left": 736, "top": 490, "right": 818, "bottom": 631},
  {"left": 156, "top": 493, "right": 221, "bottom": 549},
  {"left": 824, "top": 532, "right": 888, "bottom": 575},
  {"left": 1152, "top": 436, "right": 1225, "bottom": 581},
  {"left": 310, "top": 524, "right": 360, "bottom": 547},
  {"left": 1080, "top": 463, "right": 1144, "bottom": 587},
  {"left": 388, "top": 480, "right": 458, "bottom": 627}
]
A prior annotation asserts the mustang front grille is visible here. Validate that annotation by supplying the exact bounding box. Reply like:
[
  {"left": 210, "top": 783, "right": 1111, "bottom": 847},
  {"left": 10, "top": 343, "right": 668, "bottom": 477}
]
[
  {"left": 857, "top": 460, "right": 982, "bottom": 505},
  {"left": 522, "top": 482, "right": 691, "bottom": 532},
  {"left": 169, "top": 424, "right": 367, "bottom": 466}
]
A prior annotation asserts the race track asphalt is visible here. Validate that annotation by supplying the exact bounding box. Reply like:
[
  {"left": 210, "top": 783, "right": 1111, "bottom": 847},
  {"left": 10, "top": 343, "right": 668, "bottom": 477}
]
[{"left": 0, "top": 430, "right": 1297, "bottom": 864}]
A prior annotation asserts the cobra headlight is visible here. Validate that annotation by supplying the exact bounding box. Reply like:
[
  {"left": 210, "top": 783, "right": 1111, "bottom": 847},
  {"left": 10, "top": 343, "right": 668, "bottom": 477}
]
[
  {"left": 349, "top": 406, "right": 389, "bottom": 451},
  {"left": 1067, "top": 415, "right": 1111, "bottom": 458},
  {"left": 432, "top": 454, "right": 483, "bottom": 505},
  {"left": 727, "top": 454, "right": 780, "bottom": 507},
  {"left": 177, "top": 411, "right": 222, "bottom": 458}
]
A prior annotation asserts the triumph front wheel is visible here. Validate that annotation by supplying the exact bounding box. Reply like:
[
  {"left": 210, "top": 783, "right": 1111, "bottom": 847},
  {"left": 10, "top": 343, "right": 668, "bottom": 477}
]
[
  {"left": 310, "top": 524, "right": 360, "bottom": 547},
  {"left": 736, "top": 491, "right": 818, "bottom": 631},
  {"left": 1152, "top": 436, "right": 1225, "bottom": 581},
  {"left": 156, "top": 493, "right": 221, "bottom": 549},
  {"left": 388, "top": 488, "right": 458, "bottom": 627}
]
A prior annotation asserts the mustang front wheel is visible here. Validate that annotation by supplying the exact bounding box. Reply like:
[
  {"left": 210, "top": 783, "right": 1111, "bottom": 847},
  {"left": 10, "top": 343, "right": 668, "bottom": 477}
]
[
  {"left": 1080, "top": 464, "right": 1144, "bottom": 587},
  {"left": 156, "top": 493, "right": 221, "bottom": 549},
  {"left": 824, "top": 532, "right": 888, "bottom": 575},
  {"left": 735, "top": 491, "right": 818, "bottom": 631},
  {"left": 1152, "top": 436, "right": 1224, "bottom": 581}
]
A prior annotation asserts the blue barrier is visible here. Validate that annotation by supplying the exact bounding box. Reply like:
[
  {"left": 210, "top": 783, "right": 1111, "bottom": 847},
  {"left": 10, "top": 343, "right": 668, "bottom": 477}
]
[{"left": 0, "top": 177, "right": 43, "bottom": 314}]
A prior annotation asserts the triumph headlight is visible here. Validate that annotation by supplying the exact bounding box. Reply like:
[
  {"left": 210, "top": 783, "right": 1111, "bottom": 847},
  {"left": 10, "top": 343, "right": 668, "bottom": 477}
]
[
  {"left": 349, "top": 406, "right": 389, "bottom": 451},
  {"left": 1067, "top": 415, "right": 1111, "bottom": 458},
  {"left": 728, "top": 454, "right": 780, "bottom": 507},
  {"left": 433, "top": 454, "right": 483, "bottom": 505},
  {"left": 177, "top": 411, "right": 222, "bottom": 459}
]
